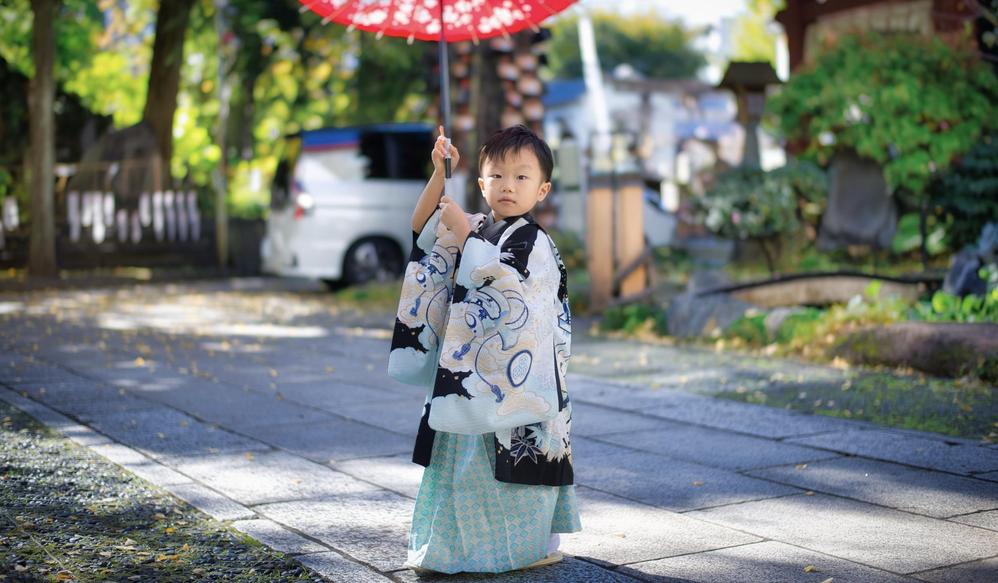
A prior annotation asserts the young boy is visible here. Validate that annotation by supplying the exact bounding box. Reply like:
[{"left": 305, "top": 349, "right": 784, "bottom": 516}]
[{"left": 388, "top": 125, "right": 580, "bottom": 574}]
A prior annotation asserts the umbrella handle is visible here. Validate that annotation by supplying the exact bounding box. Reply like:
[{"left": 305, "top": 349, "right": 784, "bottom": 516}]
[{"left": 444, "top": 137, "right": 452, "bottom": 179}]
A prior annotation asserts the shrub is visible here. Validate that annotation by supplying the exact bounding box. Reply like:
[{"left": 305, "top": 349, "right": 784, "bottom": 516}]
[
  {"left": 767, "top": 32, "right": 998, "bottom": 206},
  {"left": 599, "top": 303, "right": 668, "bottom": 335},
  {"left": 912, "top": 289, "right": 998, "bottom": 323}
]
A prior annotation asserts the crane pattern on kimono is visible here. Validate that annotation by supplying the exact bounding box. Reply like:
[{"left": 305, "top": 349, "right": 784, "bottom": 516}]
[
  {"left": 410, "top": 242, "right": 460, "bottom": 348},
  {"left": 450, "top": 279, "right": 531, "bottom": 405}
]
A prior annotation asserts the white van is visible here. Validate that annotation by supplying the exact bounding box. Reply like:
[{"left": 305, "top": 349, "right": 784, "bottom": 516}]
[{"left": 261, "top": 123, "right": 466, "bottom": 287}]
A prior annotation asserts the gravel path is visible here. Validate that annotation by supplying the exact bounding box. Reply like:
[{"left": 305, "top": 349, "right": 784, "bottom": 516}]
[{"left": 0, "top": 400, "right": 322, "bottom": 583}]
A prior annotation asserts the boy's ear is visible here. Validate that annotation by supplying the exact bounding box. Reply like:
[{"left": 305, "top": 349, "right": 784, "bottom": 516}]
[
  {"left": 478, "top": 177, "right": 486, "bottom": 195},
  {"left": 537, "top": 181, "right": 552, "bottom": 201}
]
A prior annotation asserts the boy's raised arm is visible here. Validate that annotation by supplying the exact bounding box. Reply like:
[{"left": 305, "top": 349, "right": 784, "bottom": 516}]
[{"left": 412, "top": 127, "right": 460, "bottom": 233}]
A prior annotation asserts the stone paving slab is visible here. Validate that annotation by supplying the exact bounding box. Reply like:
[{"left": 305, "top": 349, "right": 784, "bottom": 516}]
[
  {"left": 949, "top": 510, "right": 998, "bottom": 531},
  {"left": 560, "top": 487, "right": 760, "bottom": 566},
  {"left": 89, "top": 442, "right": 194, "bottom": 486},
  {"left": 1, "top": 363, "right": 87, "bottom": 384},
  {"left": 746, "top": 456, "right": 998, "bottom": 518},
  {"left": 161, "top": 482, "right": 256, "bottom": 522},
  {"left": 685, "top": 492, "right": 998, "bottom": 574},
  {"left": 570, "top": 402, "right": 680, "bottom": 437},
  {"left": 0, "top": 386, "right": 114, "bottom": 447},
  {"left": 886, "top": 427, "right": 994, "bottom": 448},
  {"left": 328, "top": 396, "right": 425, "bottom": 436},
  {"left": 255, "top": 490, "right": 414, "bottom": 572},
  {"left": 169, "top": 450, "right": 380, "bottom": 506},
  {"left": 296, "top": 552, "right": 396, "bottom": 582},
  {"left": 571, "top": 437, "right": 804, "bottom": 511},
  {"left": 595, "top": 426, "right": 841, "bottom": 471},
  {"left": 392, "top": 557, "right": 642, "bottom": 582},
  {"left": 241, "top": 417, "right": 412, "bottom": 464},
  {"left": 330, "top": 453, "right": 425, "bottom": 499},
  {"left": 270, "top": 380, "right": 404, "bottom": 411},
  {"left": 910, "top": 557, "right": 998, "bottom": 583},
  {"left": 618, "top": 540, "right": 920, "bottom": 583},
  {"left": 51, "top": 392, "right": 165, "bottom": 421},
  {"left": 85, "top": 407, "right": 272, "bottom": 460},
  {"left": 230, "top": 518, "right": 329, "bottom": 555},
  {"left": 6, "top": 379, "right": 162, "bottom": 422},
  {"left": 137, "top": 380, "right": 339, "bottom": 432},
  {"left": 642, "top": 396, "right": 875, "bottom": 439},
  {"left": 566, "top": 374, "right": 703, "bottom": 412},
  {"left": 788, "top": 428, "right": 998, "bottom": 476}
]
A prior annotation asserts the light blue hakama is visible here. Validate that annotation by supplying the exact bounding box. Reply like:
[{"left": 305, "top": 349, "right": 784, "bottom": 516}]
[{"left": 406, "top": 431, "right": 582, "bottom": 574}]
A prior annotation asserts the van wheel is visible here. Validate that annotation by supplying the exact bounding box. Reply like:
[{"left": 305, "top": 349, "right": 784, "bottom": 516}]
[{"left": 343, "top": 238, "right": 403, "bottom": 286}]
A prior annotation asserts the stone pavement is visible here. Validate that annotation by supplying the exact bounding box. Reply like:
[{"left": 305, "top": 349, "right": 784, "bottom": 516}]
[{"left": 1, "top": 279, "right": 997, "bottom": 582}]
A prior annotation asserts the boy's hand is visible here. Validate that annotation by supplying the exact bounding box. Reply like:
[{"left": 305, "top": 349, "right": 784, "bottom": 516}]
[
  {"left": 431, "top": 125, "right": 460, "bottom": 174},
  {"left": 438, "top": 195, "right": 471, "bottom": 244}
]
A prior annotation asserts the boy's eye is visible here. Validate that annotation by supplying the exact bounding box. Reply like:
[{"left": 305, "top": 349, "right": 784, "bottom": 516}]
[
  {"left": 518, "top": 175, "right": 528, "bottom": 180},
  {"left": 491, "top": 174, "right": 502, "bottom": 179}
]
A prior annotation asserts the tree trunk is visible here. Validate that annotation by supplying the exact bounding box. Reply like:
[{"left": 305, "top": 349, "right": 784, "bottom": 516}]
[
  {"left": 143, "top": 0, "right": 195, "bottom": 189},
  {"left": 468, "top": 43, "right": 502, "bottom": 214},
  {"left": 28, "top": 0, "right": 58, "bottom": 277}
]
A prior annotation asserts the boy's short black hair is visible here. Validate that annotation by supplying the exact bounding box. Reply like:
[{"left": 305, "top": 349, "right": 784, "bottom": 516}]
[{"left": 479, "top": 125, "right": 554, "bottom": 183}]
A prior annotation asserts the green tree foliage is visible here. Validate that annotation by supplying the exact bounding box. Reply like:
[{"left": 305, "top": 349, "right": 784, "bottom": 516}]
[
  {"left": 732, "top": 0, "right": 783, "bottom": 65},
  {"left": 0, "top": 0, "right": 150, "bottom": 126},
  {"left": 766, "top": 33, "right": 998, "bottom": 205},
  {"left": 546, "top": 10, "right": 705, "bottom": 79},
  {"left": 1, "top": 0, "right": 433, "bottom": 220},
  {"left": 933, "top": 133, "right": 998, "bottom": 251},
  {"left": 693, "top": 161, "right": 827, "bottom": 272}
]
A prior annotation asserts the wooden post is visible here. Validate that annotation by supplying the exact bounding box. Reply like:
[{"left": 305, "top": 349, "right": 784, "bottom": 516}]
[
  {"left": 615, "top": 174, "right": 646, "bottom": 298},
  {"left": 586, "top": 174, "right": 614, "bottom": 311}
]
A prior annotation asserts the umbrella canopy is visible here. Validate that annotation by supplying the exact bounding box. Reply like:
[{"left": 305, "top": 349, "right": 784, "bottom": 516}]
[
  {"left": 299, "top": 0, "right": 576, "bottom": 43},
  {"left": 298, "top": 0, "right": 577, "bottom": 178}
]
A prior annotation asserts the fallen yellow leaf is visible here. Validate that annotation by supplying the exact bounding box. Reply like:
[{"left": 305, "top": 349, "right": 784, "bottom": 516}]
[{"left": 803, "top": 564, "right": 818, "bottom": 572}]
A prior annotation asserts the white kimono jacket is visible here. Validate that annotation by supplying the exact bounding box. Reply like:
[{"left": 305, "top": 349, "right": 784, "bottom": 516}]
[{"left": 388, "top": 209, "right": 574, "bottom": 486}]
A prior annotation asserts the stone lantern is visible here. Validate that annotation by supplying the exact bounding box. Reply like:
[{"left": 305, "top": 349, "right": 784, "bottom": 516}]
[{"left": 718, "top": 61, "right": 781, "bottom": 169}]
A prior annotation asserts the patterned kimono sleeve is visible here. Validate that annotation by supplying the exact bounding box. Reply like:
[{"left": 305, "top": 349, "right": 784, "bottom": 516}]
[
  {"left": 427, "top": 222, "right": 563, "bottom": 434},
  {"left": 387, "top": 210, "right": 462, "bottom": 386}
]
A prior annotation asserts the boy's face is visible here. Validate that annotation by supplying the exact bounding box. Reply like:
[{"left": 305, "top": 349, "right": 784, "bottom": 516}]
[{"left": 478, "top": 148, "right": 551, "bottom": 222}]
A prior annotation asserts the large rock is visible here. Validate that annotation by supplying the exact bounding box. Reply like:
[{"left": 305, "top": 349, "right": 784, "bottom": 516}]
[
  {"left": 832, "top": 322, "right": 998, "bottom": 382},
  {"left": 667, "top": 290, "right": 756, "bottom": 338}
]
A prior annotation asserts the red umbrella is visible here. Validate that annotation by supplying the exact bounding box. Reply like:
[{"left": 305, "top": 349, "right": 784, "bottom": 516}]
[{"left": 298, "top": 0, "right": 577, "bottom": 177}]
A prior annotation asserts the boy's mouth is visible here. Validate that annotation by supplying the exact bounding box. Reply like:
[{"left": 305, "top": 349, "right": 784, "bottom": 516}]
[{"left": 498, "top": 197, "right": 515, "bottom": 204}]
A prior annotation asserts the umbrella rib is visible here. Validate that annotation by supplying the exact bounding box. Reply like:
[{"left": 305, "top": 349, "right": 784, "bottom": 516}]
[
  {"left": 493, "top": 10, "right": 514, "bottom": 43},
  {"left": 375, "top": 0, "right": 398, "bottom": 39},
  {"left": 319, "top": 1, "right": 354, "bottom": 26},
  {"left": 404, "top": 0, "right": 420, "bottom": 44},
  {"left": 525, "top": 0, "right": 561, "bottom": 32}
]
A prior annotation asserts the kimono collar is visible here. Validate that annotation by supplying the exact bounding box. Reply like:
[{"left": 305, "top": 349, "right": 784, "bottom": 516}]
[{"left": 480, "top": 211, "right": 534, "bottom": 244}]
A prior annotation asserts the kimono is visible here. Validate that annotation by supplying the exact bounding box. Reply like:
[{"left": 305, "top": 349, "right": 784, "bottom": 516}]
[{"left": 388, "top": 208, "right": 581, "bottom": 573}]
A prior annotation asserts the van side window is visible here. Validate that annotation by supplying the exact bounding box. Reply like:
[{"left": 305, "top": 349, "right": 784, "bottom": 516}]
[{"left": 359, "top": 131, "right": 434, "bottom": 180}]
